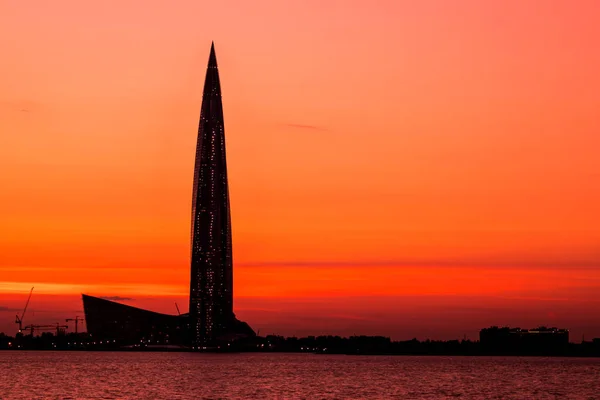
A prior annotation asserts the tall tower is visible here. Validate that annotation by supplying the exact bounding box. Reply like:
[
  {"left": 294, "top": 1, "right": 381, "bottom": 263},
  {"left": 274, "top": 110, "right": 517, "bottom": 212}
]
[{"left": 189, "top": 42, "right": 234, "bottom": 347}]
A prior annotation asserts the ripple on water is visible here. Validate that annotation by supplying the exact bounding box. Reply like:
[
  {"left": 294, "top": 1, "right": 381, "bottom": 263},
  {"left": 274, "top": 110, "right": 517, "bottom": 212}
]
[{"left": 1, "top": 352, "right": 599, "bottom": 399}]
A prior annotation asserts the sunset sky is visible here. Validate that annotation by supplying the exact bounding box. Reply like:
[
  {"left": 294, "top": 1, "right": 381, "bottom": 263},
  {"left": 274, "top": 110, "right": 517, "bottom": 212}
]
[{"left": 1, "top": 0, "right": 599, "bottom": 340}]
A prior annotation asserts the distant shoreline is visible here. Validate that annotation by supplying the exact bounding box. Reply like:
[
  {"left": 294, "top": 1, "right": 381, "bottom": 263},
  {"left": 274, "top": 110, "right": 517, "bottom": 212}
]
[
  {"left": 2, "top": 348, "right": 600, "bottom": 358},
  {"left": 2, "top": 332, "right": 599, "bottom": 357}
]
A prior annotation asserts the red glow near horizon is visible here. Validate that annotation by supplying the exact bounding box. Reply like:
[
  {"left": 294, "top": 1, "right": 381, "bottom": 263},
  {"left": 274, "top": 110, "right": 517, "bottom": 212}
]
[{"left": 1, "top": 1, "right": 599, "bottom": 339}]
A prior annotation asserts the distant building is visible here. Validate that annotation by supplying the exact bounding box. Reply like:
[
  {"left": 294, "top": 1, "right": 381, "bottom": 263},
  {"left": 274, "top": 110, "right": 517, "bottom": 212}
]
[
  {"left": 83, "top": 43, "right": 255, "bottom": 348},
  {"left": 188, "top": 42, "right": 251, "bottom": 348},
  {"left": 480, "top": 326, "right": 569, "bottom": 355},
  {"left": 82, "top": 295, "right": 187, "bottom": 345}
]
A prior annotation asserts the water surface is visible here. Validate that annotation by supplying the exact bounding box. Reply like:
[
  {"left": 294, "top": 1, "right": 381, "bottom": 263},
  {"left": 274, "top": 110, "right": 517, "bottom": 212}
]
[{"left": 1, "top": 352, "right": 599, "bottom": 399}]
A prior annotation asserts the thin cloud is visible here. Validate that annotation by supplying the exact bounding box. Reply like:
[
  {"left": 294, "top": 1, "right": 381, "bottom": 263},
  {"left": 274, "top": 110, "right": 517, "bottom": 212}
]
[
  {"left": 327, "top": 313, "right": 374, "bottom": 322},
  {"left": 0, "top": 100, "right": 40, "bottom": 112},
  {"left": 495, "top": 295, "right": 572, "bottom": 302},
  {"left": 0, "top": 306, "right": 21, "bottom": 312},
  {"left": 236, "top": 307, "right": 283, "bottom": 313},
  {"left": 284, "top": 123, "right": 329, "bottom": 132},
  {"left": 238, "top": 257, "right": 600, "bottom": 269},
  {"left": 99, "top": 296, "right": 134, "bottom": 301}
]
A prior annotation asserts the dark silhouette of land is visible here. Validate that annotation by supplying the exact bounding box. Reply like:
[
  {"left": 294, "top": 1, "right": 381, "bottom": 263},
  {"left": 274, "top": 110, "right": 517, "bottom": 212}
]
[{"left": 2, "top": 330, "right": 599, "bottom": 357}]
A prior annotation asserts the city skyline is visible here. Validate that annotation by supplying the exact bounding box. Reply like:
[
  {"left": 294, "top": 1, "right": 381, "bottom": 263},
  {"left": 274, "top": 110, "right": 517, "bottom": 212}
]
[{"left": 1, "top": 1, "right": 599, "bottom": 340}]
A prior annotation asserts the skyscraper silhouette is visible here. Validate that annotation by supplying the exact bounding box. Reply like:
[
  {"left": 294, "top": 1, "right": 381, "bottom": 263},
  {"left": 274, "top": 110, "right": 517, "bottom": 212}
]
[{"left": 188, "top": 43, "right": 253, "bottom": 347}]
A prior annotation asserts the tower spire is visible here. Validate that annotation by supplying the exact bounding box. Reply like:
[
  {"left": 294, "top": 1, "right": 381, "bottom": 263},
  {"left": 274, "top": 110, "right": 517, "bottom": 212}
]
[
  {"left": 189, "top": 42, "right": 255, "bottom": 348},
  {"left": 208, "top": 41, "right": 217, "bottom": 68}
]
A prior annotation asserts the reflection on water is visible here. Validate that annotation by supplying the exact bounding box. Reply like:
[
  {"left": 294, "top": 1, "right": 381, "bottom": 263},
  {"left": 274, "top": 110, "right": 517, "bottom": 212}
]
[{"left": 1, "top": 352, "right": 599, "bottom": 399}]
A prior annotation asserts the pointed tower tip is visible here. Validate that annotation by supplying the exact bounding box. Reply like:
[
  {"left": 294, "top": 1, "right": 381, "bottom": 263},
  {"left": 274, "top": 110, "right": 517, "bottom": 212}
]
[{"left": 208, "top": 41, "right": 217, "bottom": 68}]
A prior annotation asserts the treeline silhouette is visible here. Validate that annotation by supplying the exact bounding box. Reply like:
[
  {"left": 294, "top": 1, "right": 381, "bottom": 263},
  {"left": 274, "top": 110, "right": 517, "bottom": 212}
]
[
  {"left": 247, "top": 335, "right": 600, "bottom": 357},
  {"left": 2, "top": 332, "right": 600, "bottom": 356}
]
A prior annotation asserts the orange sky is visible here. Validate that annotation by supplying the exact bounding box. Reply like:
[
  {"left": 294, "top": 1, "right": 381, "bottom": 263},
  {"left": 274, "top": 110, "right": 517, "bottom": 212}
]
[{"left": 1, "top": 0, "right": 599, "bottom": 340}]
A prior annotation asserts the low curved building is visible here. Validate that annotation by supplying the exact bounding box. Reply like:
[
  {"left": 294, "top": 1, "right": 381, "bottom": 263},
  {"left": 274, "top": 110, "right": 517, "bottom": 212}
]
[
  {"left": 82, "top": 294, "right": 255, "bottom": 347},
  {"left": 82, "top": 294, "right": 188, "bottom": 345}
]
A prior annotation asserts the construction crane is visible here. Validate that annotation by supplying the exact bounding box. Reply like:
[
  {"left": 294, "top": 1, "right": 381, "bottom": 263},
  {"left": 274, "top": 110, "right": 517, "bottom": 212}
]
[
  {"left": 52, "top": 322, "right": 69, "bottom": 336},
  {"left": 66, "top": 316, "right": 84, "bottom": 334},
  {"left": 22, "top": 324, "right": 51, "bottom": 337},
  {"left": 15, "top": 287, "right": 34, "bottom": 333},
  {"left": 23, "top": 323, "right": 68, "bottom": 337}
]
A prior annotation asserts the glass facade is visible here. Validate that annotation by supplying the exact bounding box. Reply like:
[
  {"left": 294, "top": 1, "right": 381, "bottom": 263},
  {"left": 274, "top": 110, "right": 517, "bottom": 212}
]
[
  {"left": 82, "top": 294, "right": 187, "bottom": 345},
  {"left": 189, "top": 43, "right": 235, "bottom": 347}
]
